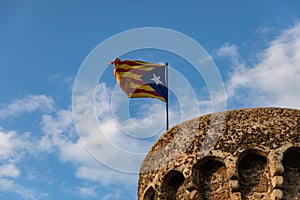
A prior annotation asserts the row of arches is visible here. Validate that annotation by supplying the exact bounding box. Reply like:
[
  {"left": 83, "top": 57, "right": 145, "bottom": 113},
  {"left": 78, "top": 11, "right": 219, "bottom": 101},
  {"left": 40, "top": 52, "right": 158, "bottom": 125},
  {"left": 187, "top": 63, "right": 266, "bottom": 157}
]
[{"left": 143, "top": 147, "right": 300, "bottom": 200}]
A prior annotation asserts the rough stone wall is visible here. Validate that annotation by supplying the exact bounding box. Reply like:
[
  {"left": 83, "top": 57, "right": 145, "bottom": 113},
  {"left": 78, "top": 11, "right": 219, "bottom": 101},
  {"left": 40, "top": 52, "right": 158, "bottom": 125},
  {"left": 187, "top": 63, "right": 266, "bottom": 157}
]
[
  {"left": 238, "top": 154, "right": 271, "bottom": 199},
  {"left": 282, "top": 148, "right": 300, "bottom": 200},
  {"left": 138, "top": 108, "right": 300, "bottom": 200},
  {"left": 160, "top": 170, "right": 185, "bottom": 200},
  {"left": 198, "top": 160, "right": 230, "bottom": 199}
]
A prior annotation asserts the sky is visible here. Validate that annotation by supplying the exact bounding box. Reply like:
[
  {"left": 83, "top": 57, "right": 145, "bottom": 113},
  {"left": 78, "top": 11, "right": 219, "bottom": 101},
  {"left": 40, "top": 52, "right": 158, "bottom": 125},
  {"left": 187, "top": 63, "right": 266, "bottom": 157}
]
[{"left": 1, "top": 0, "right": 300, "bottom": 199}]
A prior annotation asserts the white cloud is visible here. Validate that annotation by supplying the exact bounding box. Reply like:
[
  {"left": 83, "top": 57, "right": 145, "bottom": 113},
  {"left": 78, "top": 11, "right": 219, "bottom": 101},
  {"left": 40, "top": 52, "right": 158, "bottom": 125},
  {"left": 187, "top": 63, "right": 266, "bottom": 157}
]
[
  {"left": 0, "top": 88, "right": 143, "bottom": 198},
  {"left": 0, "top": 178, "right": 38, "bottom": 200},
  {"left": 36, "top": 84, "right": 140, "bottom": 186},
  {"left": 38, "top": 109, "right": 75, "bottom": 153},
  {"left": 48, "top": 73, "right": 63, "bottom": 81},
  {"left": 0, "top": 127, "right": 43, "bottom": 200},
  {"left": 75, "top": 166, "right": 138, "bottom": 186},
  {"left": 101, "top": 190, "right": 127, "bottom": 200},
  {"left": 0, "top": 128, "right": 33, "bottom": 161},
  {"left": 72, "top": 83, "right": 156, "bottom": 171},
  {"left": 0, "top": 95, "right": 55, "bottom": 119},
  {"left": 217, "top": 42, "right": 240, "bottom": 64},
  {"left": 256, "top": 24, "right": 276, "bottom": 35},
  {"left": 78, "top": 186, "right": 97, "bottom": 197},
  {"left": 41, "top": 110, "right": 74, "bottom": 139},
  {"left": 220, "top": 22, "right": 300, "bottom": 109},
  {"left": 0, "top": 163, "right": 20, "bottom": 178},
  {"left": 0, "top": 178, "right": 13, "bottom": 190},
  {"left": 0, "top": 130, "right": 15, "bottom": 160}
]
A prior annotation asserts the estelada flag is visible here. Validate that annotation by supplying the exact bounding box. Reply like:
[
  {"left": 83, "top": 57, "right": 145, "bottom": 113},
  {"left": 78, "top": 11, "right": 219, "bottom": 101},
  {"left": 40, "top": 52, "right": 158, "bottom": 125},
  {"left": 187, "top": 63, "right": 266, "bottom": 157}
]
[{"left": 110, "top": 58, "right": 167, "bottom": 102}]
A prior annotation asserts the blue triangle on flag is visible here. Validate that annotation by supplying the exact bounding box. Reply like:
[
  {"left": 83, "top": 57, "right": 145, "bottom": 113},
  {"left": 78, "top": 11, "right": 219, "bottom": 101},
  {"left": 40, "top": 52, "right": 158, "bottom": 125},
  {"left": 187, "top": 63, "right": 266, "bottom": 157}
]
[{"left": 141, "top": 67, "right": 167, "bottom": 101}]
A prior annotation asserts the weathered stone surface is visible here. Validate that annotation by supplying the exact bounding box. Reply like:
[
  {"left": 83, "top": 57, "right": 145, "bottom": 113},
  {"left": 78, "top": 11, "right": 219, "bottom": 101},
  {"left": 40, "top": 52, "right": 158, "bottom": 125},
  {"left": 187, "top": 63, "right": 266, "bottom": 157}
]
[
  {"left": 229, "top": 180, "right": 239, "bottom": 192},
  {"left": 282, "top": 147, "right": 300, "bottom": 200},
  {"left": 238, "top": 153, "right": 271, "bottom": 199},
  {"left": 230, "top": 192, "right": 241, "bottom": 200},
  {"left": 271, "top": 176, "right": 283, "bottom": 189},
  {"left": 138, "top": 108, "right": 300, "bottom": 200},
  {"left": 270, "top": 189, "right": 283, "bottom": 200}
]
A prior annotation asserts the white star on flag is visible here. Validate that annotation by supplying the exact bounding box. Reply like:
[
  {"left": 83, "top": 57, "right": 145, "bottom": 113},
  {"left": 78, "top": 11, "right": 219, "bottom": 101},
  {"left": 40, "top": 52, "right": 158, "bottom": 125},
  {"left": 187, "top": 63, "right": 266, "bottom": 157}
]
[{"left": 151, "top": 73, "right": 164, "bottom": 85}]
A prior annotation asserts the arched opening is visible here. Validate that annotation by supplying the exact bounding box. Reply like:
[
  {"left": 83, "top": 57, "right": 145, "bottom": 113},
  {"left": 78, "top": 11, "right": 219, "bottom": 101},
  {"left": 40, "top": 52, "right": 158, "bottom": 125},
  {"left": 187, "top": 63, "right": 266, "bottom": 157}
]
[
  {"left": 282, "top": 147, "right": 300, "bottom": 199},
  {"left": 197, "top": 159, "right": 230, "bottom": 199},
  {"left": 161, "top": 170, "right": 185, "bottom": 200},
  {"left": 238, "top": 152, "right": 270, "bottom": 199},
  {"left": 143, "top": 186, "right": 156, "bottom": 200}
]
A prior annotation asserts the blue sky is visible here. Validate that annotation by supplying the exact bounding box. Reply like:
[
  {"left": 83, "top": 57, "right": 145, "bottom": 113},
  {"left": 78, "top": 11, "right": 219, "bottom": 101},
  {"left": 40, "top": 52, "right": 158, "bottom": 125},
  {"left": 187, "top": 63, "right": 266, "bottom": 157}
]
[{"left": 1, "top": 1, "right": 300, "bottom": 199}]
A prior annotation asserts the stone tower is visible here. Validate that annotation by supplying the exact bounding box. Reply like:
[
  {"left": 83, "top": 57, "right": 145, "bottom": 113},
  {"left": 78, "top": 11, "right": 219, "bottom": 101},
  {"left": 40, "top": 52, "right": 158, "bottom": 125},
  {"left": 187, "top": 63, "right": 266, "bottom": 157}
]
[{"left": 138, "top": 108, "right": 300, "bottom": 200}]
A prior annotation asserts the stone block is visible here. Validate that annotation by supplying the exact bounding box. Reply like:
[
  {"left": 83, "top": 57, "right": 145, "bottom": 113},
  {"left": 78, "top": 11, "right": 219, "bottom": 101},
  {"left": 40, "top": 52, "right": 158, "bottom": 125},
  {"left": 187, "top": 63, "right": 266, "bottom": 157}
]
[
  {"left": 269, "top": 162, "right": 284, "bottom": 177},
  {"left": 270, "top": 189, "right": 283, "bottom": 200},
  {"left": 271, "top": 176, "right": 283, "bottom": 189},
  {"left": 230, "top": 192, "right": 241, "bottom": 200},
  {"left": 229, "top": 180, "right": 239, "bottom": 192}
]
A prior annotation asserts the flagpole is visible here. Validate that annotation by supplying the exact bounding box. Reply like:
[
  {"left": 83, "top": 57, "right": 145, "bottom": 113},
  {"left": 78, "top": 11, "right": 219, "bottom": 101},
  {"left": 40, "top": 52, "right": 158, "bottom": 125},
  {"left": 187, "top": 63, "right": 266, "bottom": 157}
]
[{"left": 166, "top": 63, "right": 169, "bottom": 131}]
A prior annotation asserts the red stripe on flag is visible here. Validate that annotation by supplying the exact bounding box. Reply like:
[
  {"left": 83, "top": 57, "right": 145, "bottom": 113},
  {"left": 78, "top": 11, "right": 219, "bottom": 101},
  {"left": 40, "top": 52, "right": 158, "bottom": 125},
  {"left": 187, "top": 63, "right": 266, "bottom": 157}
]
[
  {"left": 116, "top": 68, "right": 149, "bottom": 76},
  {"left": 119, "top": 77, "right": 146, "bottom": 88},
  {"left": 129, "top": 88, "right": 160, "bottom": 97},
  {"left": 120, "top": 60, "right": 148, "bottom": 66}
]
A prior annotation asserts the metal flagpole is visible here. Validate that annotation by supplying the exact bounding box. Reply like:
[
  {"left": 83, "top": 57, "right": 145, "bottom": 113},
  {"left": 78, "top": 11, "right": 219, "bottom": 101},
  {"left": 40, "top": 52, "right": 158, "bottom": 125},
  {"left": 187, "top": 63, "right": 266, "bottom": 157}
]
[{"left": 166, "top": 63, "right": 169, "bottom": 131}]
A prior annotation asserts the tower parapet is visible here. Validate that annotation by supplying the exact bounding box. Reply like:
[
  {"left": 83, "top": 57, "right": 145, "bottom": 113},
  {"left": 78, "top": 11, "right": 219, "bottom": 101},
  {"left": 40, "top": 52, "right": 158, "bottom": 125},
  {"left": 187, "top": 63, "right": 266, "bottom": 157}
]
[{"left": 138, "top": 107, "right": 300, "bottom": 200}]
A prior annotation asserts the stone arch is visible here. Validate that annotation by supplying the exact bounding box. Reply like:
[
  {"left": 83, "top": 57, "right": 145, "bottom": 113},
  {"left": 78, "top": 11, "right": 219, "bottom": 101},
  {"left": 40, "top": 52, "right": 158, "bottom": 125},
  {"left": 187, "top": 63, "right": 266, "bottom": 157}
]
[
  {"left": 161, "top": 170, "right": 185, "bottom": 199},
  {"left": 195, "top": 157, "right": 230, "bottom": 199},
  {"left": 238, "top": 150, "right": 270, "bottom": 199},
  {"left": 282, "top": 147, "right": 300, "bottom": 199},
  {"left": 143, "top": 186, "right": 157, "bottom": 200}
]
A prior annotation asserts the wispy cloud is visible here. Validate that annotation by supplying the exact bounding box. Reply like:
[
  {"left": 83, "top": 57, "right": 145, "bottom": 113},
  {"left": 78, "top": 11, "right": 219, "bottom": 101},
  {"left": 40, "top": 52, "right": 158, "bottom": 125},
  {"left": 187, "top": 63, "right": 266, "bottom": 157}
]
[
  {"left": 0, "top": 128, "right": 33, "bottom": 161},
  {"left": 47, "top": 73, "right": 63, "bottom": 81},
  {"left": 0, "top": 163, "right": 20, "bottom": 178},
  {"left": 100, "top": 188, "right": 131, "bottom": 200},
  {"left": 78, "top": 186, "right": 97, "bottom": 197},
  {"left": 46, "top": 83, "right": 143, "bottom": 181},
  {"left": 216, "top": 42, "right": 241, "bottom": 65},
  {"left": 0, "top": 95, "right": 55, "bottom": 119},
  {"left": 0, "top": 128, "right": 45, "bottom": 200},
  {"left": 3, "top": 92, "right": 138, "bottom": 199},
  {"left": 0, "top": 178, "right": 45, "bottom": 200},
  {"left": 218, "top": 22, "right": 300, "bottom": 109}
]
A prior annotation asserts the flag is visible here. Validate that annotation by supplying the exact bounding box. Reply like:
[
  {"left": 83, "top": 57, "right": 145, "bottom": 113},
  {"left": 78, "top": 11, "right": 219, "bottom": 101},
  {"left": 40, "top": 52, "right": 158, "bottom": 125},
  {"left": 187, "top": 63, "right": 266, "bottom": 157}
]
[{"left": 110, "top": 58, "right": 167, "bottom": 102}]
